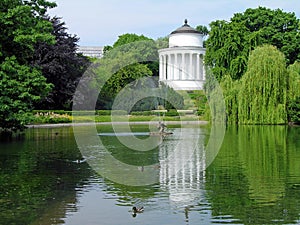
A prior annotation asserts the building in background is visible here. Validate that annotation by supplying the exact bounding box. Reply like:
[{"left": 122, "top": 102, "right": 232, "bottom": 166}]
[{"left": 77, "top": 46, "right": 104, "bottom": 58}]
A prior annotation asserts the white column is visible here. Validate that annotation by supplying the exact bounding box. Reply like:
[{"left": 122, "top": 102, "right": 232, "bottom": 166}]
[
  {"left": 167, "top": 53, "right": 172, "bottom": 80},
  {"left": 171, "top": 54, "right": 175, "bottom": 80},
  {"left": 165, "top": 54, "right": 168, "bottom": 80},
  {"left": 161, "top": 54, "right": 164, "bottom": 80},
  {"left": 164, "top": 54, "right": 168, "bottom": 80},
  {"left": 196, "top": 54, "right": 200, "bottom": 80},
  {"left": 168, "top": 54, "right": 173, "bottom": 80},
  {"left": 182, "top": 53, "right": 186, "bottom": 80},
  {"left": 200, "top": 54, "right": 204, "bottom": 80},
  {"left": 164, "top": 54, "right": 167, "bottom": 80},
  {"left": 189, "top": 53, "right": 193, "bottom": 80},
  {"left": 177, "top": 53, "right": 181, "bottom": 80},
  {"left": 159, "top": 55, "right": 163, "bottom": 81},
  {"left": 174, "top": 53, "right": 178, "bottom": 80}
]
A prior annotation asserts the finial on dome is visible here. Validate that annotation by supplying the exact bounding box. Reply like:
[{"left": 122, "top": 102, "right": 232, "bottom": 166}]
[{"left": 184, "top": 19, "right": 188, "bottom": 25}]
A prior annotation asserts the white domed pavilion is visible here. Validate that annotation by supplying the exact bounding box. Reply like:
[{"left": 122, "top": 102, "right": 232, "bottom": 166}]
[{"left": 158, "top": 19, "right": 206, "bottom": 90}]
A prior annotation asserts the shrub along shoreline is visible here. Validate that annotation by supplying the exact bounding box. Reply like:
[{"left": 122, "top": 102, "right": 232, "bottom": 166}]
[{"left": 30, "top": 109, "right": 205, "bottom": 126}]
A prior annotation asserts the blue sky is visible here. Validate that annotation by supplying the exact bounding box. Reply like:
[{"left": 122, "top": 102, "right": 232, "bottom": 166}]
[{"left": 49, "top": 0, "right": 300, "bottom": 46}]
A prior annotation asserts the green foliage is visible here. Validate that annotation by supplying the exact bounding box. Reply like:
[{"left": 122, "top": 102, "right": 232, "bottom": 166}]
[
  {"left": 287, "top": 96, "right": 300, "bottom": 124},
  {"left": 195, "top": 25, "right": 209, "bottom": 36},
  {"left": 238, "top": 45, "right": 288, "bottom": 124},
  {"left": 165, "top": 109, "right": 179, "bottom": 117},
  {"left": 95, "top": 34, "right": 159, "bottom": 109},
  {"left": 32, "top": 17, "right": 90, "bottom": 110},
  {"left": 205, "top": 7, "right": 300, "bottom": 80},
  {"left": 218, "top": 74, "right": 239, "bottom": 123},
  {"left": 130, "top": 111, "right": 153, "bottom": 116},
  {"left": 157, "top": 83, "right": 184, "bottom": 110},
  {"left": 287, "top": 61, "right": 300, "bottom": 123},
  {"left": 211, "top": 45, "right": 294, "bottom": 125},
  {"left": 155, "top": 36, "right": 169, "bottom": 49},
  {"left": 203, "top": 67, "right": 226, "bottom": 123},
  {"left": 112, "top": 33, "right": 152, "bottom": 48},
  {"left": 33, "top": 109, "right": 71, "bottom": 115},
  {"left": 33, "top": 112, "right": 72, "bottom": 124},
  {"left": 96, "top": 110, "right": 112, "bottom": 116},
  {"left": 111, "top": 81, "right": 184, "bottom": 113},
  {"left": 108, "top": 63, "right": 153, "bottom": 94},
  {"left": 189, "top": 90, "right": 207, "bottom": 116},
  {"left": 0, "top": 0, "right": 56, "bottom": 63},
  {"left": 0, "top": 57, "right": 52, "bottom": 130},
  {"left": 0, "top": 0, "right": 55, "bottom": 131}
]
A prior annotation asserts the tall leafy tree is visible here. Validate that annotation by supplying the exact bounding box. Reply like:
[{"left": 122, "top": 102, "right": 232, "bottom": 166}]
[
  {"left": 31, "top": 17, "right": 91, "bottom": 110},
  {"left": 238, "top": 45, "right": 287, "bottom": 124},
  {"left": 0, "top": 0, "right": 56, "bottom": 131},
  {"left": 287, "top": 62, "right": 300, "bottom": 124},
  {"left": 205, "top": 7, "right": 300, "bottom": 80},
  {"left": 96, "top": 33, "right": 158, "bottom": 109},
  {"left": 196, "top": 25, "right": 209, "bottom": 36},
  {"left": 155, "top": 36, "right": 168, "bottom": 50}
]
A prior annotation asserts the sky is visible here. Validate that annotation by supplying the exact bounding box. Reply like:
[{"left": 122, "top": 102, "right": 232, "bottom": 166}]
[{"left": 49, "top": 0, "right": 300, "bottom": 47}]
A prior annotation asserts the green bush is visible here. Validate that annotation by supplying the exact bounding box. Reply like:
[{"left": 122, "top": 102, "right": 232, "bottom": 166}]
[
  {"left": 96, "top": 110, "right": 111, "bottom": 116},
  {"left": 165, "top": 109, "right": 179, "bottom": 117},
  {"left": 288, "top": 96, "right": 300, "bottom": 124},
  {"left": 111, "top": 110, "right": 128, "bottom": 115},
  {"left": 33, "top": 110, "right": 70, "bottom": 115},
  {"left": 130, "top": 111, "right": 152, "bottom": 116},
  {"left": 33, "top": 111, "right": 72, "bottom": 124}
]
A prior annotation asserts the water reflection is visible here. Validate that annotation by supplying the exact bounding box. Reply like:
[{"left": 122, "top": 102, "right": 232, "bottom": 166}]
[
  {"left": 159, "top": 128, "right": 206, "bottom": 206},
  {"left": 0, "top": 125, "right": 300, "bottom": 224},
  {"left": 205, "top": 125, "right": 300, "bottom": 224}
]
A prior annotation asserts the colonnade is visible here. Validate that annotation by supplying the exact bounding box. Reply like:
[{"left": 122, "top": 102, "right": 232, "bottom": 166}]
[{"left": 159, "top": 50, "right": 205, "bottom": 81}]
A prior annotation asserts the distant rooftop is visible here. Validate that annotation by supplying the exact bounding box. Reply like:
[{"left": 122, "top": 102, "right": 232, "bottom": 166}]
[{"left": 77, "top": 46, "right": 104, "bottom": 58}]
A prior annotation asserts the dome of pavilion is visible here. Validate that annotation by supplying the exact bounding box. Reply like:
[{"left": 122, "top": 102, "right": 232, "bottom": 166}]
[
  {"left": 170, "top": 19, "right": 201, "bottom": 34},
  {"left": 169, "top": 19, "right": 203, "bottom": 48}
]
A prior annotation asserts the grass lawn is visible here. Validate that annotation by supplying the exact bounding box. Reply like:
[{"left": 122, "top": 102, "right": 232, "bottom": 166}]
[
  {"left": 74, "top": 115, "right": 202, "bottom": 123},
  {"left": 31, "top": 111, "right": 205, "bottom": 125}
]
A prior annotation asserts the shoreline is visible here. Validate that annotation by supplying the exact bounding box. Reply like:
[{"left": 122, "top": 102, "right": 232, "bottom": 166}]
[{"left": 26, "top": 120, "right": 209, "bottom": 128}]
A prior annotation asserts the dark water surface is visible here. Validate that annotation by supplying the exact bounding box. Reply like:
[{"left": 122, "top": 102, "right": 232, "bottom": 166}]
[{"left": 0, "top": 125, "right": 299, "bottom": 225}]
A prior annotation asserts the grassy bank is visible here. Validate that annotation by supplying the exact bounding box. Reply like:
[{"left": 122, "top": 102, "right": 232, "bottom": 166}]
[{"left": 31, "top": 110, "right": 205, "bottom": 125}]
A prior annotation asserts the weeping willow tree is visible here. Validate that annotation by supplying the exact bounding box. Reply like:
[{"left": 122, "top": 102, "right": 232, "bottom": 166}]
[
  {"left": 287, "top": 61, "right": 300, "bottom": 123},
  {"left": 203, "top": 67, "right": 227, "bottom": 123},
  {"left": 219, "top": 74, "right": 240, "bottom": 123},
  {"left": 238, "top": 45, "right": 288, "bottom": 124}
]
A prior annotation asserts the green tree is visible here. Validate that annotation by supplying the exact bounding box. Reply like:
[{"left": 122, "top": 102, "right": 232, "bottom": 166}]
[
  {"left": 205, "top": 7, "right": 300, "bottom": 80},
  {"left": 96, "top": 34, "right": 158, "bottom": 109},
  {"left": 195, "top": 25, "right": 209, "bottom": 36},
  {"left": 112, "top": 33, "right": 152, "bottom": 48},
  {"left": 238, "top": 45, "right": 287, "bottom": 124},
  {"left": 0, "top": 0, "right": 55, "bottom": 131},
  {"left": 287, "top": 61, "right": 300, "bottom": 123},
  {"left": 31, "top": 17, "right": 91, "bottom": 110},
  {"left": 155, "top": 36, "right": 168, "bottom": 49}
]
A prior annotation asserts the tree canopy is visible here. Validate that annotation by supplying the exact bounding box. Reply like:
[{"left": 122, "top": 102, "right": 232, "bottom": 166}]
[
  {"left": 0, "top": 0, "right": 56, "bottom": 131},
  {"left": 205, "top": 7, "right": 300, "bottom": 80},
  {"left": 31, "top": 17, "right": 90, "bottom": 110},
  {"left": 238, "top": 45, "right": 287, "bottom": 124},
  {"left": 96, "top": 33, "right": 158, "bottom": 109}
]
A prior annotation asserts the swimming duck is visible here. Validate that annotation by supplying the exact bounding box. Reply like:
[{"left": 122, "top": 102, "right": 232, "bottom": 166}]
[
  {"left": 132, "top": 206, "right": 144, "bottom": 217},
  {"left": 132, "top": 206, "right": 144, "bottom": 213}
]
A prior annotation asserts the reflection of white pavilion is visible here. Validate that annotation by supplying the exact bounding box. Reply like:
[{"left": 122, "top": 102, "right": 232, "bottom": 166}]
[
  {"left": 158, "top": 128, "right": 206, "bottom": 205},
  {"left": 158, "top": 19, "right": 206, "bottom": 90}
]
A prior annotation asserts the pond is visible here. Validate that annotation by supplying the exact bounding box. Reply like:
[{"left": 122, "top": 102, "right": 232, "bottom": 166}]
[{"left": 0, "top": 124, "right": 300, "bottom": 225}]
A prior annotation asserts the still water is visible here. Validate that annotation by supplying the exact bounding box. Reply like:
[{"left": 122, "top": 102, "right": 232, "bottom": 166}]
[{"left": 0, "top": 124, "right": 299, "bottom": 225}]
